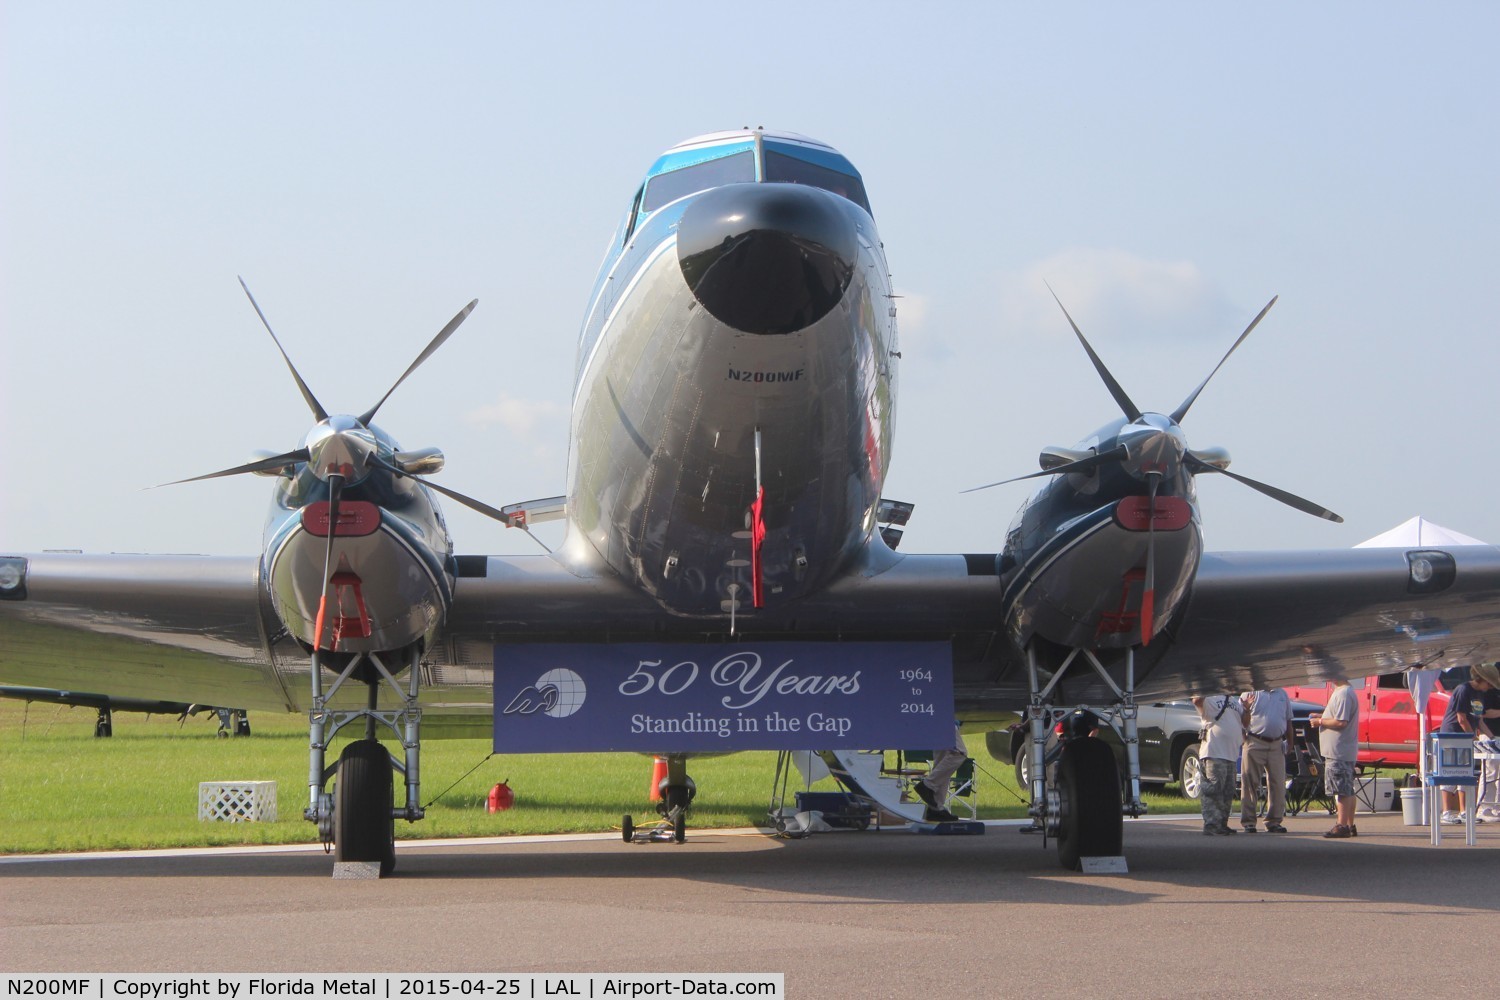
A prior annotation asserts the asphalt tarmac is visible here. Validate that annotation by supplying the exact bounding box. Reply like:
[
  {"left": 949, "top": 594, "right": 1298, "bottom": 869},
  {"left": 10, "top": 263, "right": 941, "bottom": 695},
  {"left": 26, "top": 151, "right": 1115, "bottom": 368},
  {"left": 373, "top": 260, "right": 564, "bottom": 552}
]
[{"left": 3, "top": 813, "right": 1495, "bottom": 999}]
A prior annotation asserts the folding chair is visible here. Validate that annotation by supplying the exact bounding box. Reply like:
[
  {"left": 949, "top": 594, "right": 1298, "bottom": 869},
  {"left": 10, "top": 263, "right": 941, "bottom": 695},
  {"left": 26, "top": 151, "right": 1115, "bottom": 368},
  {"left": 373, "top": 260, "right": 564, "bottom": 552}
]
[
  {"left": 1284, "top": 720, "right": 1334, "bottom": 816},
  {"left": 889, "top": 750, "right": 979, "bottom": 820}
]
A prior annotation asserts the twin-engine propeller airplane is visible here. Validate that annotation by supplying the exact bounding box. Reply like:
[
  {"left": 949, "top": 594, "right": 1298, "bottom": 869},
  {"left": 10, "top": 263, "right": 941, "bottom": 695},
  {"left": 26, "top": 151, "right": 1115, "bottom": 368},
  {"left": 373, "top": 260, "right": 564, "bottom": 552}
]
[{"left": 3, "top": 128, "right": 1499, "bottom": 875}]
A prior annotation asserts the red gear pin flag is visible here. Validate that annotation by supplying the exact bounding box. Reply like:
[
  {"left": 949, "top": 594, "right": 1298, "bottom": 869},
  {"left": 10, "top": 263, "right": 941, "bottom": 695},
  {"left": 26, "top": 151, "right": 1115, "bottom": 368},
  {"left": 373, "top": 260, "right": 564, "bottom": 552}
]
[{"left": 750, "top": 486, "right": 766, "bottom": 608}]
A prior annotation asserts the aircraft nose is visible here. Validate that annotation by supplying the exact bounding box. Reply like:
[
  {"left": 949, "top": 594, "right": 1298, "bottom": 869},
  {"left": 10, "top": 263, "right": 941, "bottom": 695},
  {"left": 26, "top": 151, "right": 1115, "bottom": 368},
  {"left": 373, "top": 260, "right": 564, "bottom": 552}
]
[{"left": 677, "top": 182, "right": 858, "bottom": 335}]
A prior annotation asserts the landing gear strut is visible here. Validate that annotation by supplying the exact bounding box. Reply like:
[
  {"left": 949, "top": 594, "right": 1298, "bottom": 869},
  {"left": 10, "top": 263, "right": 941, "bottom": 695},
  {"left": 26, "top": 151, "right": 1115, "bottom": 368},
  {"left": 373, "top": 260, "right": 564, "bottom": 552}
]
[
  {"left": 1024, "top": 643, "right": 1143, "bottom": 870},
  {"left": 304, "top": 645, "right": 424, "bottom": 876}
]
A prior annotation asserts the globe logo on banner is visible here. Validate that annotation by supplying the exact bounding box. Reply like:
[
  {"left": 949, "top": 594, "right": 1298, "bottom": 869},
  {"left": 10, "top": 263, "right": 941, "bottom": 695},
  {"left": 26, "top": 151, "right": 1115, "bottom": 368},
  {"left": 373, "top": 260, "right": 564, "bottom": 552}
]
[
  {"left": 499, "top": 667, "right": 588, "bottom": 718},
  {"left": 536, "top": 668, "right": 586, "bottom": 718}
]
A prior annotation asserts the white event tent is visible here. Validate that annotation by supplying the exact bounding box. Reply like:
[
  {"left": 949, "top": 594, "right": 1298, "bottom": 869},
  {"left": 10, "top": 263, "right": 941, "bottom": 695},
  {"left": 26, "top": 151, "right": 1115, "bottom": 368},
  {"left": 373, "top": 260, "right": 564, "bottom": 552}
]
[{"left": 1353, "top": 515, "right": 1488, "bottom": 549}]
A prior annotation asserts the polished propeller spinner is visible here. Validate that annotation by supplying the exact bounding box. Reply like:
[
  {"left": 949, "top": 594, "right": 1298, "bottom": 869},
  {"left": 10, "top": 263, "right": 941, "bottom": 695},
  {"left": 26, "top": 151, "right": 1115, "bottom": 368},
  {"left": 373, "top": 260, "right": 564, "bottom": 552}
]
[
  {"left": 966, "top": 287, "right": 1342, "bottom": 641},
  {"left": 166, "top": 278, "right": 508, "bottom": 648}
]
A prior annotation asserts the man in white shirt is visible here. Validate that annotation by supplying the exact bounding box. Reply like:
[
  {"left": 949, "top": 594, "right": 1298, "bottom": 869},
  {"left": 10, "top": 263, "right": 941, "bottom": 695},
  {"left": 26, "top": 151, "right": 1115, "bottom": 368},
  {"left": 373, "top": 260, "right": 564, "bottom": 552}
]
[
  {"left": 1240, "top": 685, "right": 1294, "bottom": 833},
  {"left": 1193, "top": 690, "right": 1250, "bottom": 835}
]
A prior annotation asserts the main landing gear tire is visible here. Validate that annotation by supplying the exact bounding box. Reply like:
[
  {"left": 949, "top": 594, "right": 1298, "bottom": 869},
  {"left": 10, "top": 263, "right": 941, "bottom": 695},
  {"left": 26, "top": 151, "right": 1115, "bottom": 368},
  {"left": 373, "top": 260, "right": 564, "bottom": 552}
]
[
  {"left": 334, "top": 739, "right": 396, "bottom": 876},
  {"left": 1055, "top": 736, "right": 1123, "bottom": 871},
  {"left": 621, "top": 815, "right": 635, "bottom": 843}
]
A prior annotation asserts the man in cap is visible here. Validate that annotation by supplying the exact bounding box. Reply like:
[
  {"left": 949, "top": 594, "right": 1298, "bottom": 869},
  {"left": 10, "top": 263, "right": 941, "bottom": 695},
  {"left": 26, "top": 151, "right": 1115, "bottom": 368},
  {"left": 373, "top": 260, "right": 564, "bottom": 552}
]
[{"left": 1439, "top": 662, "right": 1499, "bottom": 823}]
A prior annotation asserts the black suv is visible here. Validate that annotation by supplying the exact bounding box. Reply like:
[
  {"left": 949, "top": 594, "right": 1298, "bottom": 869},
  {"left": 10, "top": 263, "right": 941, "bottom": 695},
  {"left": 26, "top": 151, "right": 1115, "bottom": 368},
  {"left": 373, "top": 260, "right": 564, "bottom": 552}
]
[{"left": 988, "top": 699, "right": 1317, "bottom": 798}]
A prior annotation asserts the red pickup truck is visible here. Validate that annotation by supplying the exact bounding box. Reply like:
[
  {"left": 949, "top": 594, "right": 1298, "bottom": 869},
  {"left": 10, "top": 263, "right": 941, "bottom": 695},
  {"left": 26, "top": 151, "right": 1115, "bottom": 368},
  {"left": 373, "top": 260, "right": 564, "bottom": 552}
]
[{"left": 1284, "top": 673, "right": 1450, "bottom": 768}]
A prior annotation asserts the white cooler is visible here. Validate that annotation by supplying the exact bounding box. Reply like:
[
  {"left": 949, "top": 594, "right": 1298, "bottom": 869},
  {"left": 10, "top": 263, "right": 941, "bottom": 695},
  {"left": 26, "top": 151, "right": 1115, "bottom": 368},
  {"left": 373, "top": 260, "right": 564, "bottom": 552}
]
[{"left": 1354, "top": 775, "right": 1396, "bottom": 814}]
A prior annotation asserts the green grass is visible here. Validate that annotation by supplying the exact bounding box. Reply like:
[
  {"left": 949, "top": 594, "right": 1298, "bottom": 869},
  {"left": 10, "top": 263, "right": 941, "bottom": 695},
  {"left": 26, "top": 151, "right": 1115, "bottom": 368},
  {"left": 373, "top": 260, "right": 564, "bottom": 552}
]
[{"left": 0, "top": 699, "right": 1199, "bottom": 854}]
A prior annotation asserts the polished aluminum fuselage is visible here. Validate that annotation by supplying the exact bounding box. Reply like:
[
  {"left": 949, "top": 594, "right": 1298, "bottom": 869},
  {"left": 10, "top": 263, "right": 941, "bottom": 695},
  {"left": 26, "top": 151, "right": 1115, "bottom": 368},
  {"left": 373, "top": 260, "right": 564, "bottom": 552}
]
[{"left": 565, "top": 182, "right": 896, "bottom": 615}]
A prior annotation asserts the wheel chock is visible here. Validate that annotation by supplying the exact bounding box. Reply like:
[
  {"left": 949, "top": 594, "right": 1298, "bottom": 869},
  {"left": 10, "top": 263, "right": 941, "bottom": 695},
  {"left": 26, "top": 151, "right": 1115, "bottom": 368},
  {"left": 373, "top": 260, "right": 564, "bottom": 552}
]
[{"left": 332, "top": 861, "right": 383, "bottom": 879}]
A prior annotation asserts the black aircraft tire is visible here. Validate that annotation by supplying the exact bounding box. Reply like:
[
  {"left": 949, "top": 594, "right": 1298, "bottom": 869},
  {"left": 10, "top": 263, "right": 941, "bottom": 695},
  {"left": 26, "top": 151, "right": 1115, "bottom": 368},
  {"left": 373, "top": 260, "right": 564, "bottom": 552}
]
[
  {"left": 334, "top": 740, "right": 395, "bottom": 876},
  {"left": 621, "top": 815, "right": 634, "bottom": 843},
  {"left": 673, "top": 811, "right": 686, "bottom": 843},
  {"left": 1055, "top": 737, "right": 1123, "bottom": 871}
]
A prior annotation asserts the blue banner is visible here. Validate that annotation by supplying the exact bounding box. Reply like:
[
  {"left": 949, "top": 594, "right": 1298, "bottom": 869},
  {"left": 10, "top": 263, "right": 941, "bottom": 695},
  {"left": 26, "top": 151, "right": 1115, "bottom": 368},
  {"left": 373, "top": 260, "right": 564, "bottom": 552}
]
[{"left": 492, "top": 641, "right": 954, "bottom": 753}]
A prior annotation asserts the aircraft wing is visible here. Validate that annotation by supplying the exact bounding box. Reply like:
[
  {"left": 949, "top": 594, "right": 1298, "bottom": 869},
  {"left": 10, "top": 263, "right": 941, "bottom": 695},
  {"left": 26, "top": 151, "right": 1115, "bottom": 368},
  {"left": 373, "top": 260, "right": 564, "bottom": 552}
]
[
  {"left": 1132, "top": 545, "right": 1500, "bottom": 699},
  {"left": 0, "top": 553, "right": 293, "bottom": 711},
  {"left": 3, "top": 544, "right": 1497, "bottom": 727},
  {"left": 429, "top": 542, "right": 1500, "bottom": 721}
]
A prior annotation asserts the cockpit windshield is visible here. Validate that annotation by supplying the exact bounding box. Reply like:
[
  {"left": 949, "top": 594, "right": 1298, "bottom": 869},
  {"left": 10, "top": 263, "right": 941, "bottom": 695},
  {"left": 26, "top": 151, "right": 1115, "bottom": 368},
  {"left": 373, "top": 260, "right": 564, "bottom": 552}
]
[
  {"left": 628, "top": 133, "right": 873, "bottom": 241},
  {"left": 763, "top": 149, "right": 871, "bottom": 215},
  {"left": 642, "top": 149, "right": 756, "bottom": 213}
]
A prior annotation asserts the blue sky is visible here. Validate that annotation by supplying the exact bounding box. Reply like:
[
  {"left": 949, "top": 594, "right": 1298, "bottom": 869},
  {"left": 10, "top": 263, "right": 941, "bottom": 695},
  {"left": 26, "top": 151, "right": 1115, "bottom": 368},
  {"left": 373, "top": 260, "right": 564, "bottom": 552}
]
[{"left": 3, "top": 2, "right": 1497, "bottom": 558}]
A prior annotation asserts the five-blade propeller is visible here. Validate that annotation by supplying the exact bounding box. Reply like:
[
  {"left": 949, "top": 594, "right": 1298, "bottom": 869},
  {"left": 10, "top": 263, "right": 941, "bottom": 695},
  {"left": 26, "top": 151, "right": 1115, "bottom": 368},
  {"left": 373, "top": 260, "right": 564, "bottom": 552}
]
[
  {"left": 967, "top": 290, "right": 1343, "bottom": 645},
  {"left": 163, "top": 281, "right": 508, "bottom": 650}
]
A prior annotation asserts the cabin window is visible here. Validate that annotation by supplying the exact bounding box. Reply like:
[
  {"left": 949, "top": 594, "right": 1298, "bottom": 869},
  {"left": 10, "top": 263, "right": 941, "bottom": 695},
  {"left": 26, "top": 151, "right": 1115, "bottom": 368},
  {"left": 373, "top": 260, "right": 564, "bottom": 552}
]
[
  {"left": 641, "top": 150, "right": 756, "bottom": 213},
  {"left": 763, "top": 150, "right": 871, "bottom": 214}
]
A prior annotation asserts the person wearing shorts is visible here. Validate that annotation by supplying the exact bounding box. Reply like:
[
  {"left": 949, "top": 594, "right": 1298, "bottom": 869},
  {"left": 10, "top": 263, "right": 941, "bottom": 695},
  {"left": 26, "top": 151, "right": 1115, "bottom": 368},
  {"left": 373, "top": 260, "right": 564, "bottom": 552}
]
[
  {"left": 1310, "top": 678, "right": 1359, "bottom": 838},
  {"left": 1439, "top": 662, "right": 1498, "bottom": 823}
]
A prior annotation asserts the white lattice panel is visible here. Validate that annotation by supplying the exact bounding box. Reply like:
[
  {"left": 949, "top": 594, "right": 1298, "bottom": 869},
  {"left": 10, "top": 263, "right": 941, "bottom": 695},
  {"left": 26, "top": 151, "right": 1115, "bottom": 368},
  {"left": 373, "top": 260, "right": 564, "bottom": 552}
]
[{"left": 198, "top": 781, "right": 278, "bottom": 822}]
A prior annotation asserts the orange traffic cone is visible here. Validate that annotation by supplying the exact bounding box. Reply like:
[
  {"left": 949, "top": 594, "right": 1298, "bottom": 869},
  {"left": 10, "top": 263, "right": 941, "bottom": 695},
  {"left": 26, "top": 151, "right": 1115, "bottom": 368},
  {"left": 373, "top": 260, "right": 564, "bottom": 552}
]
[{"left": 649, "top": 756, "right": 668, "bottom": 802}]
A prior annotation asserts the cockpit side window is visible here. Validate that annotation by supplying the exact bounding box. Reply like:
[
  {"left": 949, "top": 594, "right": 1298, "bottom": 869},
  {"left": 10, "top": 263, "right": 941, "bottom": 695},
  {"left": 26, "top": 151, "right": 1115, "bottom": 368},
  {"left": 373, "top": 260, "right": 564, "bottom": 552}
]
[
  {"left": 763, "top": 150, "right": 871, "bottom": 215},
  {"left": 641, "top": 150, "right": 756, "bottom": 213},
  {"left": 622, "top": 184, "right": 644, "bottom": 244}
]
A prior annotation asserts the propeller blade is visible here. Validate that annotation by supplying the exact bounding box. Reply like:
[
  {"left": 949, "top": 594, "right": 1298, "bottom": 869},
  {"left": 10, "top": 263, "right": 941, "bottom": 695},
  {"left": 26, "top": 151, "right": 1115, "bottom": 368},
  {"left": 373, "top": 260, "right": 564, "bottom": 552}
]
[
  {"left": 1185, "top": 453, "right": 1343, "bottom": 522},
  {"left": 1046, "top": 283, "right": 1142, "bottom": 422},
  {"left": 962, "top": 445, "right": 1129, "bottom": 494},
  {"left": 238, "top": 278, "right": 328, "bottom": 422},
  {"left": 1169, "top": 295, "right": 1278, "bottom": 424},
  {"left": 313, "top": 474, "right": 345, "bottom": 651},
  {"left": 1141, "top": 476, "right": 1159, "bottom": 647},
  {"left": 358, "top": 299, "right": 479, "bottom": 426},
  {"left": 372, "top": 457, "right": 511, "bottom": 523},
  {"left": 157, "top": 447, "right": 310, "bottom": 487}
]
